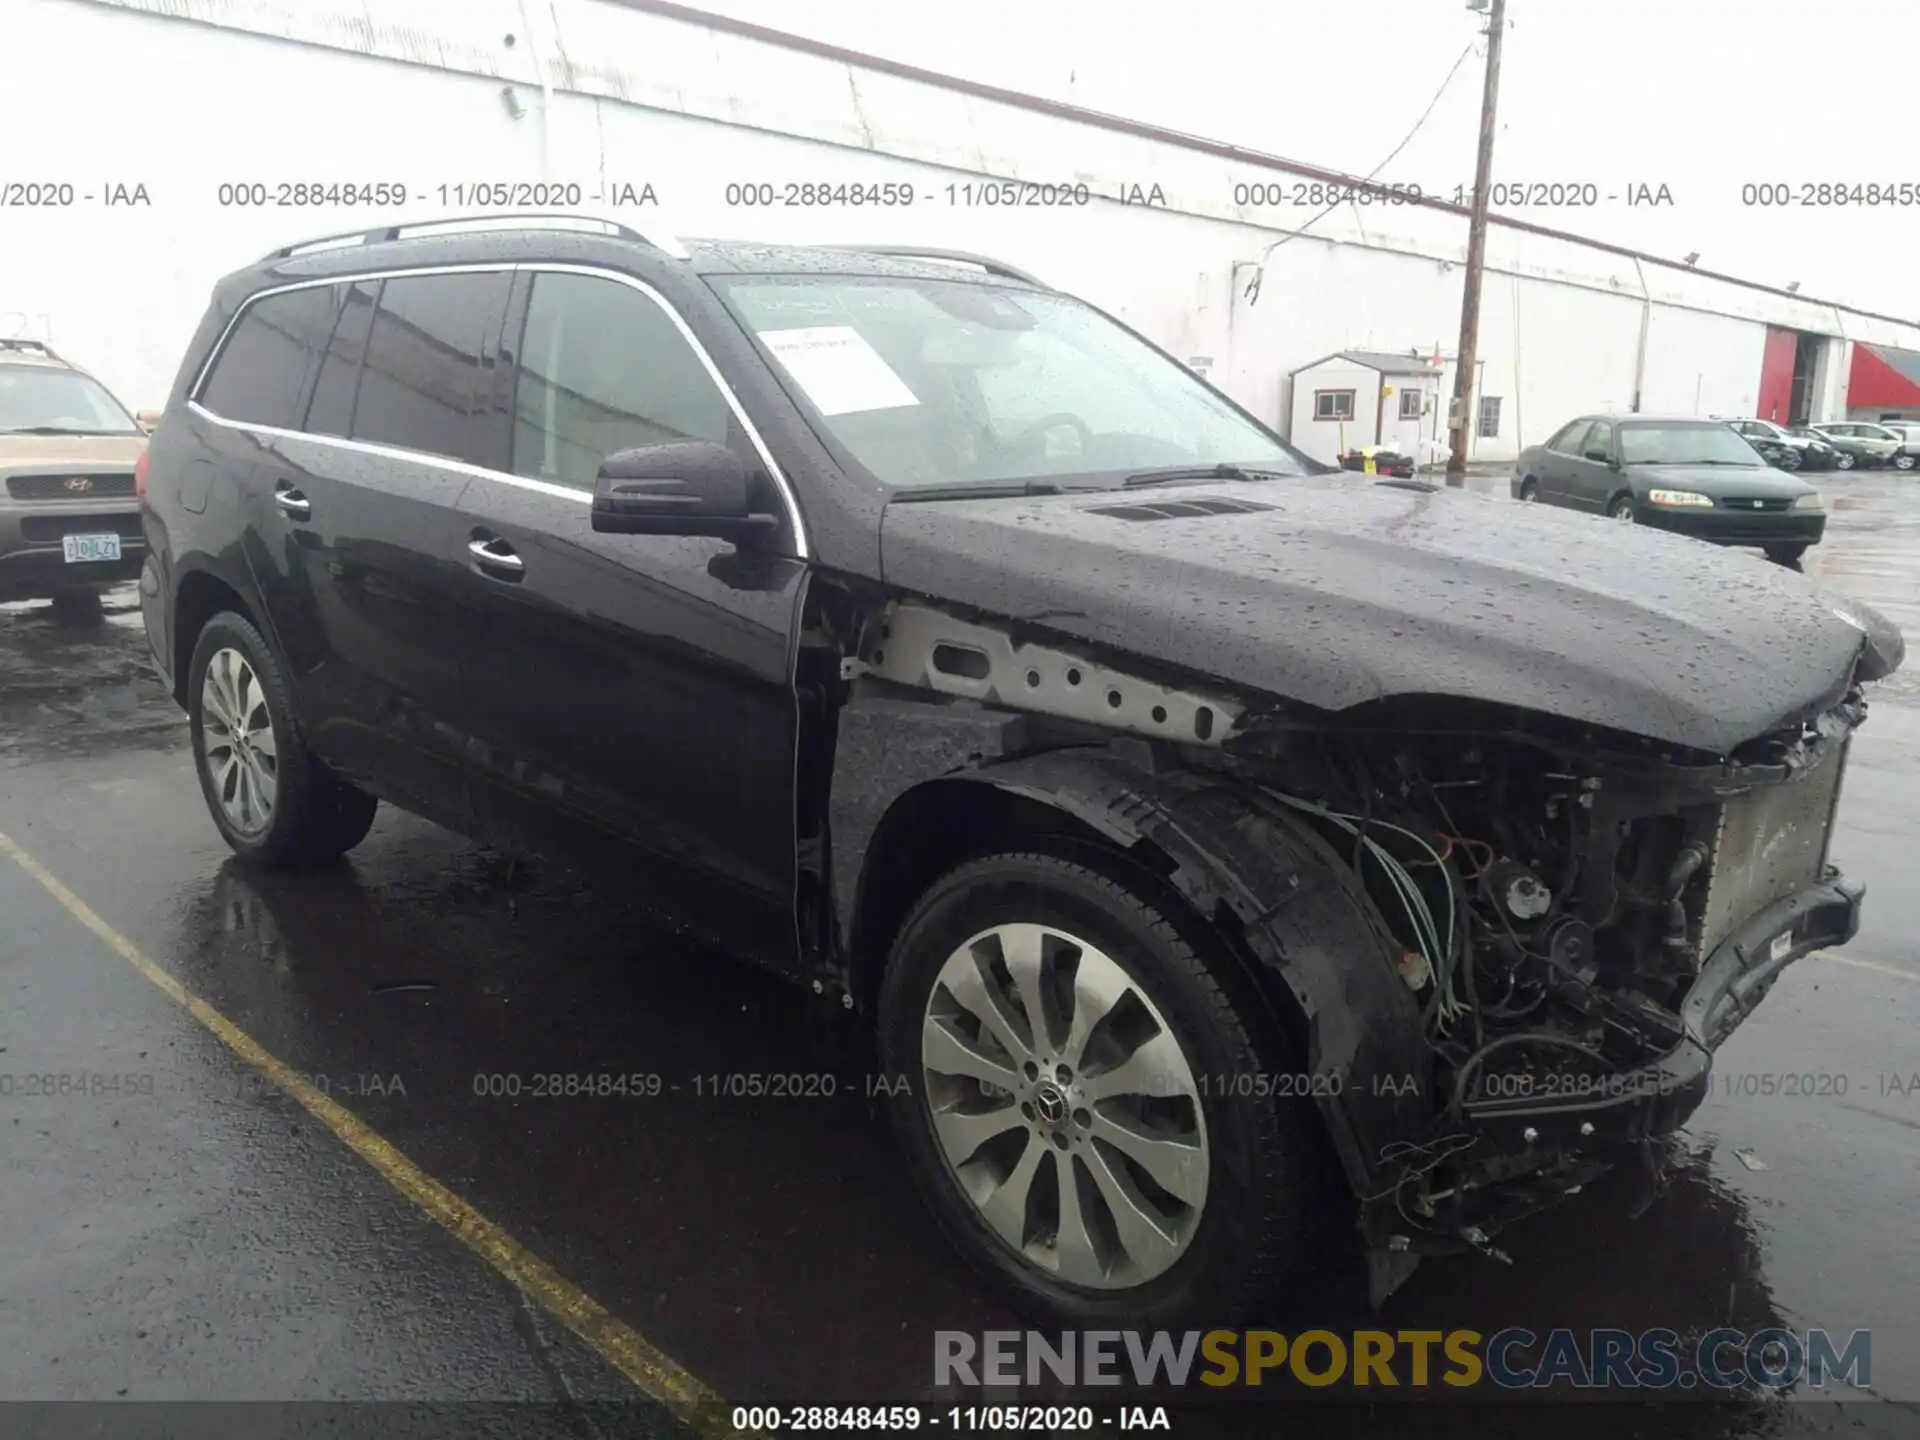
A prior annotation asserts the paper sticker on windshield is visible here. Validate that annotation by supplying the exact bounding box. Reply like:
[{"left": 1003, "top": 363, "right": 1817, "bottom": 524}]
[{"left": 758, "top": 326, "right": 921, "bottom": 417}]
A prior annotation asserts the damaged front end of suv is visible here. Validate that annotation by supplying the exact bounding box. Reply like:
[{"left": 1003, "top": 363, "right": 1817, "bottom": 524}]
[{"left": 820, "top": 575, "right": 1904, "bottom": 1305}]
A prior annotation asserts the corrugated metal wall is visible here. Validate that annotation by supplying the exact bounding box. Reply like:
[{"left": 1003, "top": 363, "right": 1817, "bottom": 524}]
[{"left": 7, "top": 0, "right": 1920, "bottom": 457}]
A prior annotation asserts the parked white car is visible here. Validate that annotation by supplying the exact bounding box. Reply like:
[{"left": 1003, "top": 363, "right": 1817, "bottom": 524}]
[{"left": 1873, "top": 420, "right": 1920, "bottom": 471}]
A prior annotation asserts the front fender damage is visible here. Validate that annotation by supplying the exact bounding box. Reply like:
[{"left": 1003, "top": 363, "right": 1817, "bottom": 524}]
[
  {"left": 824, "top": 685, "right": 1436, "bottom": 1299},
  {"left": 814, "top": 593, "right": 1878, "bottom": 1305}
]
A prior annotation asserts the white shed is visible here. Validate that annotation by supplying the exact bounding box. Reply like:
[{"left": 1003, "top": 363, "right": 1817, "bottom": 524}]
[{"left": 1286, "top": 350, "right": 1448, "bottom": 466}]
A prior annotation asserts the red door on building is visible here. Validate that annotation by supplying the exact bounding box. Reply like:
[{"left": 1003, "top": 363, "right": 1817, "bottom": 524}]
[{"left": 1757, "top": 327, "right": 1798, "bottom": 422}]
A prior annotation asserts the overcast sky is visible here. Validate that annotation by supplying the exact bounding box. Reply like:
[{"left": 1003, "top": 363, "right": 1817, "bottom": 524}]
[{"left": 693, "top": 0, "right": 1920, "bottom": 320}]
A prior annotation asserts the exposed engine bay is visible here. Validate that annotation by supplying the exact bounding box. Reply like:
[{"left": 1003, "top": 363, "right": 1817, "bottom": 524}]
[{"left": 1215, "top": 689, "right": 1865, "bottom": 1262}]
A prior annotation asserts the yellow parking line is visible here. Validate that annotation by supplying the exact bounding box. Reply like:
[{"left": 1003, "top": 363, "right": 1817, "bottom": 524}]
[{"left": 0, "top": 827, "right": 737, "bottom": 1438}]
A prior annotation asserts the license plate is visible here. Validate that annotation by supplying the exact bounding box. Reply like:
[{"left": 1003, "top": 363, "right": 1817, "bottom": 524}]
[{"left": 62, "top": 533, "right": 121, "bottom": 563}]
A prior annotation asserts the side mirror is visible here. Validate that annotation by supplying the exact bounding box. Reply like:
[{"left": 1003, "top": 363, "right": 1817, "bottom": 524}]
[
  {"left": 590, "top": 441, "right": 780, "bottom": 543},
  {"left": 1584, "top": 447, "right": 1613, "bottom": 465},
  {"left": 135, "top": 409, "right": 162, "bottom": 433}
]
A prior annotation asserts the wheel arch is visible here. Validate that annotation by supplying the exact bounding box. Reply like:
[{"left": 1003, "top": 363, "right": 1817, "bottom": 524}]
[
  {"left": 170, "top": 561, "right": 262, "bottom": 708},
  {"left": 834, "top": 731, "right": 1430, "bottom": 1201}
]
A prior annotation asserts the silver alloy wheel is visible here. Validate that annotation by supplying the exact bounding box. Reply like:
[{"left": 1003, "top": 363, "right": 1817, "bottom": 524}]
[
  {"left": 1896, "top": 454, "right": 1916, "bottom": 470},
  {"left": 1612, "top": 499, "right": 1636, "bottom": 522},
  {"left": 1836, "top": 452, "right": 1856, "bottom": 470},
  {"left": 200, "top": 646, "right": 279, "bottom": 835},
  {"left": 919, "top": 922, "right": 1209, "bottom": 1289}
]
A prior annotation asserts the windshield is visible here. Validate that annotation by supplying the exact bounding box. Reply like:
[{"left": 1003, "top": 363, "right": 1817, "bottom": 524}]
[
  {"left": 1619, "top": 422, "right": 1767, "bottom": 467},
  {"left": 711, "top": 274, "right": 1312, "bottom": 490},
  {"left": 0, "top": 365, "right": 141, "bottom": 435}
]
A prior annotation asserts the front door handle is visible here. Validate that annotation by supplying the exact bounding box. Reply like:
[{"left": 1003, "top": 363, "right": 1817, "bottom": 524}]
[
  {"left": 468, "top": 533, "right": 525, "bottom": 581},
  {"left": 274, "top": 482, "right": 311, "bottom": 520}
]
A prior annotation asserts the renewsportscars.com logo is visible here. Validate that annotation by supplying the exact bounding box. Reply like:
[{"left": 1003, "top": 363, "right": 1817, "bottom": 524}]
[{"left": 935, "top": 1327, "right": 1871, "bottom": 1392}]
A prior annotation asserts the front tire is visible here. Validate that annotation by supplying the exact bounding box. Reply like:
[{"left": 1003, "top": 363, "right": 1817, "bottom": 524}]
[
  {"left": 1775, "top": 448, "right": 1802, "bottom": 472},
  {"left": 1835, "top": 451, "right": 1857, "bottom": 470},
  {"left": 1517, "top": 477, "right": 1539, "bottom": 501},
  {"left": 1607, "top": 492, "right": 1638, "bottom": 522},
  {"left": 187, "top": 611, "right": 378, "bottom": 866},
  {"left": 877, "top": 851, "right": 1322, "bottom": 1327},
  {"left": 1765, "top": 544, "right": 1809, "bottom": 568}
]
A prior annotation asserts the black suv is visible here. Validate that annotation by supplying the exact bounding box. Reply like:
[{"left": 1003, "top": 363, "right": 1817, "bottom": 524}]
[{"left": 141, "top": 213, "right": 1904, "bottom": 1326}]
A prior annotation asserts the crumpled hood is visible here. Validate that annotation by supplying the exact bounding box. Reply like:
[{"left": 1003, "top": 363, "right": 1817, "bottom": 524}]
[{"left": 878, "top": 477, "right": 1905, "bottom": 753}]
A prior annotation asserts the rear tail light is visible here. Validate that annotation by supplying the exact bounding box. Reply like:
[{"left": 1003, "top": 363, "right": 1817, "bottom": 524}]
[{"left": 134, "top": 445, "right": 149, "bottom": 501}]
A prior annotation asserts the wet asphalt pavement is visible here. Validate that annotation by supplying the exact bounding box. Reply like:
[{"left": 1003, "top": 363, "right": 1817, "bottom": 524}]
[{"left": 1, "top": 475, "right": 1917, "bottom": 1439}]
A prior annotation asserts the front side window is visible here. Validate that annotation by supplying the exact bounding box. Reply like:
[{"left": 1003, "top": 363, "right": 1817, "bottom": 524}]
[
  {"left": 1618, "top": 422, "right": 1768, "bottom": 467},
  {"left": 0, "top": 365, "right": 142, "bottom": 435},
  {"left": 511, "top": 272, "right": 735, "bottom": 489},
  {"left": 713, "top": 274, "right": 1310, "bottom": 490},
  {"left": 350, "top": 271, "right": 511, "bottom": 464},
  {"left": 196, "top": 286, "right": 343, "bottom": 429}
]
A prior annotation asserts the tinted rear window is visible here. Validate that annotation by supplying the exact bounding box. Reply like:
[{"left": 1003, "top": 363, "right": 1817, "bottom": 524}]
[{"left": 197, "top": 286, "right": 343, "bottom": 428}]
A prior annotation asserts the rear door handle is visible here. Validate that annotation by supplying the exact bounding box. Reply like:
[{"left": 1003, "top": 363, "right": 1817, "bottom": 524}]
[
  {"left": 468, "top": 533, "right": 525, "bottom": 581},
  {"left": 274, "top": 482, "right": 311, "bottom": 520}
]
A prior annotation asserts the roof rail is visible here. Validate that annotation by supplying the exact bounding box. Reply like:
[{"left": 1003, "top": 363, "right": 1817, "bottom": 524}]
[
  {"left": 260, "top": 211, "right": 690, "bottom": 263},
  {"left": 0, "top": 337, "right": 59, "bottom": 357},
  {"left": 821, "top": 246, "right": 1048, "bottom": 288}
]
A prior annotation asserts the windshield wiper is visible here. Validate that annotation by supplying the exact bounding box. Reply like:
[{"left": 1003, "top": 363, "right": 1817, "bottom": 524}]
[
  {"left": 0, "top": 425, "right": 107, "bottom": 436},
  {"left": 1122, "top": 463, "right": 1288, "bottom": 489},
  {"left": 887, "top": 479, "right": 1067, "bottom": 503}
]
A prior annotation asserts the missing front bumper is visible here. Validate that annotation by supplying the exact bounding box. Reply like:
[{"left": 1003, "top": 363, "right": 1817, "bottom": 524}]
[
  {"left": 1359, "top": 871, "right": 1864, "bottom": 1280},
  {"left": 1456, "top": 869, "right": 1864, "bottom": 1149}
]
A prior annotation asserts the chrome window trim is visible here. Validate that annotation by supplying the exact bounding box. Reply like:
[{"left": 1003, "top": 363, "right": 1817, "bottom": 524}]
[
  {"left": 186, "top": 260, "right": 810, "bottom": 557},
  {"left": 185, "top": 401, "right": 589, "bottom": 502}
]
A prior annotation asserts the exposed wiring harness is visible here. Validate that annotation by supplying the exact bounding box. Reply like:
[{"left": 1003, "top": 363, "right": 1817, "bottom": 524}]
[{"left": 1260, "top": 788, "right": 1475, "bottom": 1037}]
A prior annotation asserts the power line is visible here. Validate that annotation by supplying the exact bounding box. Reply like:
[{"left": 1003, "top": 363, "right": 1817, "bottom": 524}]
[{"left": 1244, "top": 39, "right": 1479, "bottom": 303}]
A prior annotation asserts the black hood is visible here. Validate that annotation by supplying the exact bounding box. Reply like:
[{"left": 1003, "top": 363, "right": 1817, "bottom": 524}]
[{"left": 878, "top": 478, "right": 1905, "bottom": 753}]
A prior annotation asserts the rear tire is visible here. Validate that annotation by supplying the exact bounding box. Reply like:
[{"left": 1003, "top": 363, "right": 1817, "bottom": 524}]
[
  {"left": 1517, "top": 477, "right": 1539, "bottom": 501},
  {"left": 1894, "top": 453, "right": 1916, "bottom": 471},
  {"left": 877, "top": 851, "right": 1324, "bottom": 1328},
  {"left": 1835, "top": 452, "right": 1857, "bottom": 470},
  {"left": 187, "top": 611, "right": 378, "bottom": 866}
]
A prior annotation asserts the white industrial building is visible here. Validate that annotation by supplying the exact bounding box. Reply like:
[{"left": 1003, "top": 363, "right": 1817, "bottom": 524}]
[{"left": 10, "top": 0, "right": 1920, "bottom": 466}]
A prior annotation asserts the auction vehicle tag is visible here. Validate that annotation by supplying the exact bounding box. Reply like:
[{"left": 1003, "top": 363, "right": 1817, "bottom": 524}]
[
  {"left": 1769, "top": 931, "right": 1793, "bottom": 962},
  {"left": 62, "top": 533, "right": 121, "bottom": 563}
]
